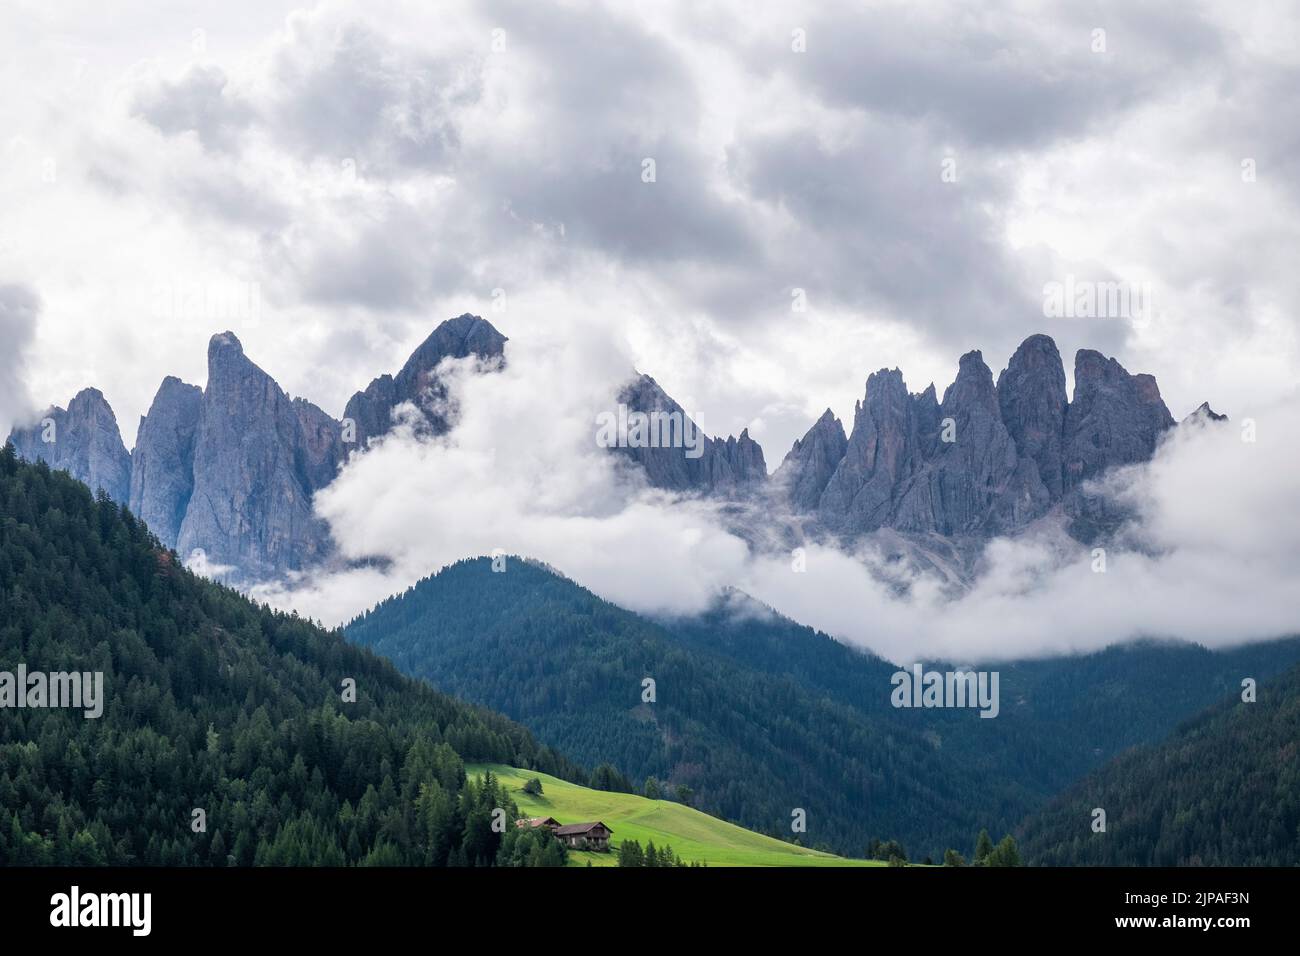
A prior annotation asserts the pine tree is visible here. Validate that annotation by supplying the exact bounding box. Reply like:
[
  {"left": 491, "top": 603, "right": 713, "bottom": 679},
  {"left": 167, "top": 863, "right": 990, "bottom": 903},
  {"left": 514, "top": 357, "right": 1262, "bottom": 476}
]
[
  {"left": 986, "top": 835, "right": 1021, "bottom": 867},
  {"left": 974, "top": 828, "right": 994, "bottom": 865},
  {"left": 618, "top": 839, "right": 644, "bottom": 867}
]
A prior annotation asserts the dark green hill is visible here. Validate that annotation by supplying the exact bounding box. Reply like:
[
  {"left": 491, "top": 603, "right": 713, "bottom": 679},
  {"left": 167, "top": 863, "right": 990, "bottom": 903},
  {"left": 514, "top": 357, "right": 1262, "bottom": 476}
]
[
  {"left": 1019, "top": 662, "right": 1300, "bottom": 865},
  {"left": 351, "top": 558, "right": 961, "bottom": 857},
  {"left": 0, "top": 444, "right": 578, "bottom": 866},
  {"left": 347, "top": 555, "right": 1300, "bottom": 859}
]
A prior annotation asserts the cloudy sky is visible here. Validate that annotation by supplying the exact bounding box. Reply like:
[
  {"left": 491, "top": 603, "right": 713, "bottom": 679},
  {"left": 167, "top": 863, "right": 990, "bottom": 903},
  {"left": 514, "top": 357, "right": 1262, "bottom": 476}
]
[
  {"left": 3, "top": 0, "right": 1299, "bottom": 451},
  {"left": 2, "top": 0, "right": 1298, "bottom": 660}
]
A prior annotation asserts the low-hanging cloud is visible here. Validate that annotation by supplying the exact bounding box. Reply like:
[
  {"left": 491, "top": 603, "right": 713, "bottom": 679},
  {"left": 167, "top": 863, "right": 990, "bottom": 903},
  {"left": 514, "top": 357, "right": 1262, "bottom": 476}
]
[{"left": 255, "top": 333, "right": 1300, "bottom": 666}]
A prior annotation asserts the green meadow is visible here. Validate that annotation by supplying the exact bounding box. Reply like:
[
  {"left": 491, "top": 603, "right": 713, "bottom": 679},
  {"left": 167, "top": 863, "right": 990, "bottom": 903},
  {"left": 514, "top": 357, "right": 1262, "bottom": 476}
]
[{"left": 468, "top": 764, "right": 880, "bottom": 867}]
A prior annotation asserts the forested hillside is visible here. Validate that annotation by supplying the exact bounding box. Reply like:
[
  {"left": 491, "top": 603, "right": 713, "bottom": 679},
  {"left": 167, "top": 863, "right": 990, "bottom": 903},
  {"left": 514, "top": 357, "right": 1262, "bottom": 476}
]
[
  {"left": 670, "top": 601, "right": 1300, "bottom": 806},
  {"left": 0, "top": 445, "right": 577, "bottom": 865},
  {"left": 1019, "top": 662, "right": 1300, "bottom": 865},
  {"left": 348, "top": 557, "right": 1300, "bottom": 860},
  {"left": 349, "top": 558, "right": 971, "bottom": 857}
]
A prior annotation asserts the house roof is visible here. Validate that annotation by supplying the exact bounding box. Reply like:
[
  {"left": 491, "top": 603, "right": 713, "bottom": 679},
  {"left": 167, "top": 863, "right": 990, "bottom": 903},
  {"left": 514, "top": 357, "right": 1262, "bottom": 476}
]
[
  {"left": 524, "top": 817, "right": 559, "bottom": 827},
  {"left": 553, "top": 821, "right": 612, "bottom": 836}
]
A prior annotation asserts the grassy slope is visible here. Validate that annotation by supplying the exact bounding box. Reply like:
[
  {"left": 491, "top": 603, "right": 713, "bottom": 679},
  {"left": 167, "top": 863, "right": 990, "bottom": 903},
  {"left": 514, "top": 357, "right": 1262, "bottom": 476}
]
[{"left": 469, "top": 764, "right": 879, "bottom": 867}]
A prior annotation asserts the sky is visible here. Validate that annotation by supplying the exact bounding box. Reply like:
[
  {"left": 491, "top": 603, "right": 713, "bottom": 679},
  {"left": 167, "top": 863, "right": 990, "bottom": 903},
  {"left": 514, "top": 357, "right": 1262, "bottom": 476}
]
[{"left": 1, "top": 0, "right": 1298, "bottom": 661}]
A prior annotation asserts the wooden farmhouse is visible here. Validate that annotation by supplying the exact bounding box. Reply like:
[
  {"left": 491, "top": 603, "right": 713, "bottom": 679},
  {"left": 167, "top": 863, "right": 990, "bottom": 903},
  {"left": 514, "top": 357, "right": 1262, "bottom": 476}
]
[
  {"left": 551, "top": 821, "right": 613, "bottom": 851},
  {"left": 513, "top": 816, "right": 614, "bottom": 851}
]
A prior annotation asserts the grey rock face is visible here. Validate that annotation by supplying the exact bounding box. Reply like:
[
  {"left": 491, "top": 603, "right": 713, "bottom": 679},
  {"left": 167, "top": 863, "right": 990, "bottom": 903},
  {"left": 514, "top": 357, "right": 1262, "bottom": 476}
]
[
  {"left": 343, "top": 313, "right": 507, "bottom": 448},
  {"left": 775, "top": 335, "right": 1174, "bottom": 543},
  {"left": 614, "top": 373, "right": 767, "bottom": 493},
  {"left": 176, "top": 332, "right": 343, "bottom": 578},
  {"left": 129, "top": 377, "right": 203, "bottom": 548},
  {"left": 8, "top": 314, "right": 509, "bottom": 584},
  {"left": 8, "top": 387, "right": 131, "bottom": 503},
  {"left": 774, "top": 409, "right": 848, "bottom": 511},
  {"left": 817, "top": 369, "right": 926, "bottom": 533},
  {"left": 892, "top": 350, "right": 1050, "bottom": 535},
  {"left": 912, "top": 384, "right": 941, "bottom": 459},
  {"left": 997, "top": 333, "right": 1068, "bottom": 498},
  {"left": 1062, "top": 349, "right": 1175, "bottom": 491}
]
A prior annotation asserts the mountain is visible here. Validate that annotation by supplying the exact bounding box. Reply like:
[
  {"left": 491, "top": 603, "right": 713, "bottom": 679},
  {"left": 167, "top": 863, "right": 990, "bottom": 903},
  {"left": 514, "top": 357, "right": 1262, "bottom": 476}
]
[
  {"left": 0, "top": 444, "right": 584, "bottom": 866},
  {"left": 1182, "top": 401, "right": 1227, "bottom": 426},
  {"left": 349, "top": 558, "right": 960, "bottom": 857},
  {"left": 1062, "top": 348, "right": 1175, "bottom": 491},
  {"left": 346, "top": 556, "right": 1300, "bottom": 859},
  {"left": 177, "top": 331, "right": 346, "bottom": 578},
  {"left": 6, "top": 314, "right": 508, "bottom": 582},
  {"left": 996, "top": 333, "right": 1068, "bottom": 499},
  {"left": 1019, "top": 661, "right": 1300, "bottom": 865},
  {"left": 7, "top": 387, "right": 131, "bottom": 505},
  {"left": 128, "top": 377, "right": 203, "bottom": 548},
  {"left": 343, "top": 313, "right": 507, "bottom": 447},
  {"left": 773, "top": 408, "right": 848, "bottom": 511},
  {"left": 615, "top": 373, "right": 766, "bottom": 493},
  {"left": 815, "top": 351, "right": 1050, "bottom": 537}
]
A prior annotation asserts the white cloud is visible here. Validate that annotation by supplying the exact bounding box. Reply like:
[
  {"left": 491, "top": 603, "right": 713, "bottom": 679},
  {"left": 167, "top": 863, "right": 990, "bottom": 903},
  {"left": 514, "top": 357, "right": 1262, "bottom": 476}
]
[{"left": 0, "top": 283, "right": 39, "bottom": 436}]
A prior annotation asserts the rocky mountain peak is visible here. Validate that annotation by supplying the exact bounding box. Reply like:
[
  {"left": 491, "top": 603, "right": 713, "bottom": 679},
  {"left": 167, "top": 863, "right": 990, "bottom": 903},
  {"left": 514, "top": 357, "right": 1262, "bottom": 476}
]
[
  {"left": 941, "top": 350, "right": 999, "bottom": 416},
  {"left": 6, "top": 386, "right": 131, "bottom": 504},
  {"left": 345, "top": 314, "right": 508, "bottom": 447},
  {"left": 129, "top": 377, "right": 203, "bottom": 548},
  {"left": 863, "top": 367, "right": 908, "bottom": 407},
  {"left": 208, "top": 330, "right": 243, "bottom": 356},
  {"left": 815, "top": 368, "right": 923, "bottom": 533},
  {"left": 614, "top": 372, "right": 766, "bottom": 493},
  {"left": 775, "top": 408, "right": 848, "bottom": 511},
  {"left": 997, "top": 333, "right": 1068, "bottom": 497},
  {"left": 1182, "top": 401, "right": 1228, "bottom": 425},
  {"left": 1063, "top": 348, "right": 1174, "bottom": 490}
]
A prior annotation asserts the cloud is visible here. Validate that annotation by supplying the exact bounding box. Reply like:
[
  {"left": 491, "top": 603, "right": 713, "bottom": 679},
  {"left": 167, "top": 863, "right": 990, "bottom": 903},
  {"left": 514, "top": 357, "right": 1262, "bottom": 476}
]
[
  {"left": 0, "top": 283, "right": 39, "bottom": 436},
  {"left": 735, "top": 401, "right": 1300, "bottom": 662},
  {"left": 764, "top": 0, "right": 1224, "bottom": 149},
  {"left": 262, "top": 16, "right": 482, "bottom": 175},
  {"left": 131, "top": 64, "right": 253, "bottom": 151},
  {"left": 252, "top": 313, "right": 755, "bottom": 622}
]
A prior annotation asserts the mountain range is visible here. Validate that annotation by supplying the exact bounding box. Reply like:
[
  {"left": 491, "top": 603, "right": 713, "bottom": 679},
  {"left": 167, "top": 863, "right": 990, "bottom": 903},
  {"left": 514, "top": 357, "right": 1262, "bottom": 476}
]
[
  {"left": 8, "top": 317, "right": 1215, "bottom": 586},
  {"left": 9, "top": 314, "right": 505, "bottom": 581}
]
